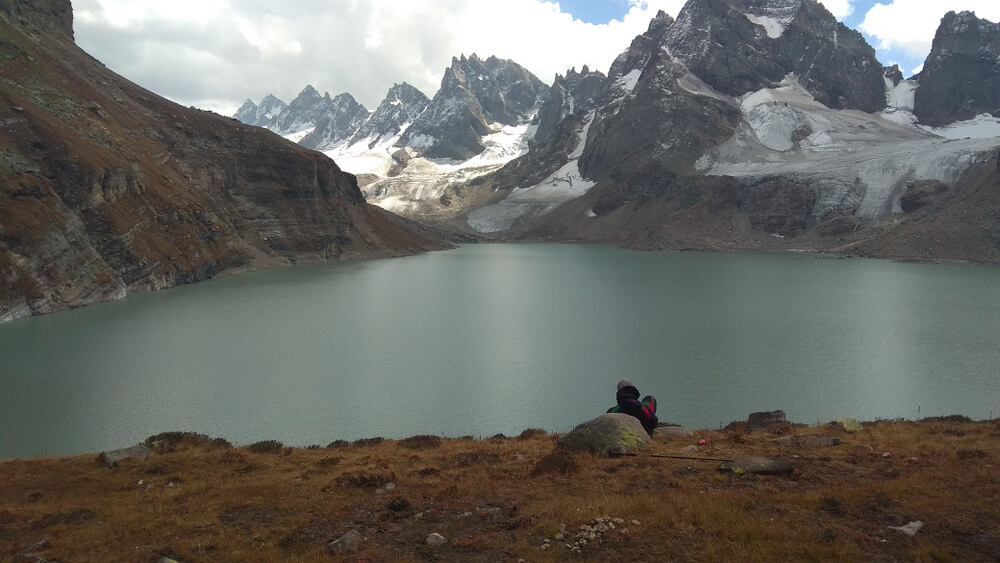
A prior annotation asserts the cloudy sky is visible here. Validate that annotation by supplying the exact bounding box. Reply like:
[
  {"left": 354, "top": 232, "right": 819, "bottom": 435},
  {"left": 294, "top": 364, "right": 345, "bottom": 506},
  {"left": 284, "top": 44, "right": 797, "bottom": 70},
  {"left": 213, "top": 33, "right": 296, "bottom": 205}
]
[{"left": 72, "top": 0, "right": 1000, "bottom": 115}]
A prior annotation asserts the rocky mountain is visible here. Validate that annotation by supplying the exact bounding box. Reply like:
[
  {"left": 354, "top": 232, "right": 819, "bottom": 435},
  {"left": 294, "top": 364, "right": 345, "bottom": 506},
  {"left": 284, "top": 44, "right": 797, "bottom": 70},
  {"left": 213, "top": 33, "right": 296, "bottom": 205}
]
[
  {"left": 397, "top": 54, "right": 549, "bottom": 160},
  {"left": 233, "top": 94, "right": 287, "bottom": 128},
  {"left": 913, "top": 11, "right": 1000, "bottom": 127},
  {"left": 228, "top": 0, "right": 999, "bottom": 263},
  {"left": 349, "top": 83, "right": 430, "bottom": 149},
  {"left": 298, "top": 92, "right": 369, "bottom": 150},
  {"left": 467, "top": 0, "right": 1000, "bottom": 263},
  {"left": 664, "top": 0, "right": 886, "bottom": 112},
  {"left": 533, "top": 66, "right": 607, "bottom": 143},
  {"left": 0, "top": 0, "right": 446, "bottom": 321},
  {"left": 237, "top": 82, "right": 431, "bottom": 153},
  {"left": 267, "top": 87, "right": 369, "bottom": 146}
]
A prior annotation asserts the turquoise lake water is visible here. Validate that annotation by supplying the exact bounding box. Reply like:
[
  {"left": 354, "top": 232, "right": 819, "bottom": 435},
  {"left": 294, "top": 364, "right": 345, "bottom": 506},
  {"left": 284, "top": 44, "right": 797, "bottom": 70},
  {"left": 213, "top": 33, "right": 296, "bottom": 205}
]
[{"left": 1, "top": 244, "right": 998, "bottom": 458}]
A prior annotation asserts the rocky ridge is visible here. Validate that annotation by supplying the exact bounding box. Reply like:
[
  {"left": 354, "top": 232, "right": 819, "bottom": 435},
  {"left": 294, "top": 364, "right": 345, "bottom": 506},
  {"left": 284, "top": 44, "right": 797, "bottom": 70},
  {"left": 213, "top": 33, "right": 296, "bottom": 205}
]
[
  {"left": 470, "top": 0, "right": 1000, "bottom": 263},
  {"left": 913, "top": 10, "right": 1000, "bottom": 127},
  {"left": 396, "top": 54, "right": 549, "bottom": 161},
  {"left": 0, "top": 0, "right": 446, "bottom": 321}
]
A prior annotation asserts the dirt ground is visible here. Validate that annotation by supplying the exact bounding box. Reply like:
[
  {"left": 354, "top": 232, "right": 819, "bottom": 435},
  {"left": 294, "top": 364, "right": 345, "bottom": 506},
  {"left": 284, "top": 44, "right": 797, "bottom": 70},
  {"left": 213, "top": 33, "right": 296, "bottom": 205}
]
[{"left": 1, "top": 418, "right": 998, "bottom": 562}]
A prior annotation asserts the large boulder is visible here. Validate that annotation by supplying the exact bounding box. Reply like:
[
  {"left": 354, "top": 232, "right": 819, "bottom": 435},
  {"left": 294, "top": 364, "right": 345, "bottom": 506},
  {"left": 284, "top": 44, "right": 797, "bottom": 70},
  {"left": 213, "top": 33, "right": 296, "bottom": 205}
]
[
  {"left": 557, "top": 413, "right": 652, "bottom": 457},
  {"left": 747, "top": 410, "right": 787, "bottom": 431}
]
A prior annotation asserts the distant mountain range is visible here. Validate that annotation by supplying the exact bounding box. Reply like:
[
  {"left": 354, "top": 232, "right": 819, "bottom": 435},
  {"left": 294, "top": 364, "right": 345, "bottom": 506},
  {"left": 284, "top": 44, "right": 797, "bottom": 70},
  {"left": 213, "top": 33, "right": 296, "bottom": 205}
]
[{"left": 236, "top": 0, "right": 1000, "bottom": 264}]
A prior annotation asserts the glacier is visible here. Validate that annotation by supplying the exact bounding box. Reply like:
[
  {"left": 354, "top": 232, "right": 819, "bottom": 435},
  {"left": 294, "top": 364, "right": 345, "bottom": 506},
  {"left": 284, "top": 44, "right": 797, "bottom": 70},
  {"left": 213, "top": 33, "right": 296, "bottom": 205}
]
[{"left": 699, "top": 74, "right": 1000, "bottom": 221}]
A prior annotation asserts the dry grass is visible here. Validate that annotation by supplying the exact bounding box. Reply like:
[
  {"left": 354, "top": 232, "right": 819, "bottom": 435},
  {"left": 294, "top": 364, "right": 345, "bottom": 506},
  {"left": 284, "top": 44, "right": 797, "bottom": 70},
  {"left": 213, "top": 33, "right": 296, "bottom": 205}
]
[{"left": 1, "top": 420, "right": 999, "bottom": 562}]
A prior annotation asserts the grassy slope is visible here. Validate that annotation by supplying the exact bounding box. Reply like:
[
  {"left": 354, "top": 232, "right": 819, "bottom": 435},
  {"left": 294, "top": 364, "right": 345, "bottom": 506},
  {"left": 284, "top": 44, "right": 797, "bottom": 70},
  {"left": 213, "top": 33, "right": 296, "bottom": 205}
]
[{"left": 1, "top": 419, "right": 998, "bottom": 562}]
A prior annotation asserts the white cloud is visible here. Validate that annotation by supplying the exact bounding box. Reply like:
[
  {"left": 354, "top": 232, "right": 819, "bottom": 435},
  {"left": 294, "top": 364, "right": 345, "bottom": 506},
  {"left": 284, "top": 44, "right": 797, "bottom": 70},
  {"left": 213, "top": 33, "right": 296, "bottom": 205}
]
[
  {"left": 858, "top": 1, "right": 1000, "bottom": 60},
  {"left": 817, "top": 0, "right": 855, "bottom": 19},
  {"left": 74, "top": 0, "right": 687, "bottom": 115}
]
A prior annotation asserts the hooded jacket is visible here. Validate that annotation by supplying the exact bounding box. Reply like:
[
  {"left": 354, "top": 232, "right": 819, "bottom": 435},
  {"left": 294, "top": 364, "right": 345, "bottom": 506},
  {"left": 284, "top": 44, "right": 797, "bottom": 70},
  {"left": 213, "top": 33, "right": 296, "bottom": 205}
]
[{"left": 607, "top": 385, "right": 658, "bottom": 436}]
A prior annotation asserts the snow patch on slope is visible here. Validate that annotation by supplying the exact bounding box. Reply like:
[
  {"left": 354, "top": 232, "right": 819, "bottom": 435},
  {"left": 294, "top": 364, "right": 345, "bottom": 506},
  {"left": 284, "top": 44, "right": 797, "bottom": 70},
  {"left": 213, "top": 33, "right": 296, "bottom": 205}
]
[
  {"left": 353, "top": 122, "right": 537, "bottom": 216},
  {"left": 702, "top": 74, "right": 1000, "bottom": 221},
  {"left": 467, "top": 113, "right": 596, "bottom": 233},
  {"left": 283, "top": 127, "right": 315, "bottom": 144},
  {"left": 745, "top": 14, "right": 791, "bottom": 39},
  {"left": 921, "top": 114, "right": 1000, "bottom": 140},
  {"left": 885, "top": 78, "right": 916, "bottom": 111}
]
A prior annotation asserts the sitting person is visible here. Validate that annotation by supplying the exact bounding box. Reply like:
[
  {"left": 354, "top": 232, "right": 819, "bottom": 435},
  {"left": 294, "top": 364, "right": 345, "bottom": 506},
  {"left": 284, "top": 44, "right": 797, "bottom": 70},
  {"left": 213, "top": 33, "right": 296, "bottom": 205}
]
[{"left": 607, "top": 378, "right": 658, "bottom": 436}]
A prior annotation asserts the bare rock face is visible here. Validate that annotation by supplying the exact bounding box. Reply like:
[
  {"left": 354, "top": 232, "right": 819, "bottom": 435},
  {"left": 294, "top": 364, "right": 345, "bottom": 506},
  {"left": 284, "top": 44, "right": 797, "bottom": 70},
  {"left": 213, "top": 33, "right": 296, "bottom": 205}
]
[
  {"left": 0, "top": 4, "right": 445, "bottom": 321},
  {"left": 913, "top": 11, "right": 1000, "bottom": 127},
  {"left": 533, "top": 66, "right": 607, "bottom": 143},
  {"left": 740, "top": 178, "right": 816, "bottom": 237},
  {"left": 664, "top": 0, "right": 885, "bottom": 112},
  {"left": 398, "top": 54, "right": 548, "bottom": 160},
  {"left": 0, "top": 0, "right": 73, "bottom": 38}
]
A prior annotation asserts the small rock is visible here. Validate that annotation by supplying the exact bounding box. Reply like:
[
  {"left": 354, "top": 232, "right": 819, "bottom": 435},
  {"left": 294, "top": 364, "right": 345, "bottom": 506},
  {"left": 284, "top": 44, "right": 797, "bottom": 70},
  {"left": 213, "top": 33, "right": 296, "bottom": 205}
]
[
  {"left": 812, "top": 435, "right": 842, "bottom": 447},
  {"left": 889, "top": 521, "right": 924, "bottom": 537},
  {"left": 719, "top": 457, "right": 795, "bottom": 476},
  {"left": 882, "top": 452, "right": 892, "bottom": 458},
  {"left": 747, "top": 410, "right": 787, "bottom": 431},
  {"left": 426, "top": 533, "right": 447, "bottom": 546},
  {"left": 831, "top": 418, "right": 863, "bottom": 432},
  {"left": 326, "top": 529, "right": 362, "bottom": 554},
  {"left": 98, "top": 445, "right": 150, "bottom": 468},
  {"left": 384, "top": 482, "right": 396, "bottom": 491},
  {"left": 386, "top": 497, "right": 410, "bottom": 511},
  {"left": 554, "top": 533, "right": 564, "bottom": 541},
  {"left": 632, "top": 520, "right": 641, "bottom": 526},
  {"left": 540, "top": 543, "right": 551, "bottom": 551},
  {"left": 681, "top": 446, "right": 700, "bottom": 454}
]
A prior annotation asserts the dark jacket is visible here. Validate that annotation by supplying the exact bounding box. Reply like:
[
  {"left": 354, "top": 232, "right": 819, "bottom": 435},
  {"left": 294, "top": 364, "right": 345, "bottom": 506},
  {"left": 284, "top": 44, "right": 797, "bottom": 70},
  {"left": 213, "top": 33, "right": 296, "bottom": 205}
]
[{"left": 607, "top": 385, "right": 658, "bottom": 436}]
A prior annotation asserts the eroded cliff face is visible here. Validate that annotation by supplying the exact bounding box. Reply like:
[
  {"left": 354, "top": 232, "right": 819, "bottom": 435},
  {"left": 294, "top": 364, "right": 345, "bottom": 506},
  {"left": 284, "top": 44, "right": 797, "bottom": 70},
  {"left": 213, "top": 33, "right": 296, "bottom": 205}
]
[
  {"left": 0, "top": 1, "right": 445, "bottom": 321},
  {"left": 914, "top": 11, "right": 1000, "bottom": 127}
]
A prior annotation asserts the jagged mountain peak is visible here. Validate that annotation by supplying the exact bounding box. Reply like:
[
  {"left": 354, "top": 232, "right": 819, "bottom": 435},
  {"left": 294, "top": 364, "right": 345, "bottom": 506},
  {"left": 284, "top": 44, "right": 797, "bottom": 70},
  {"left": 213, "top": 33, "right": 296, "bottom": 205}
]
[
  {"left": 291, "top": 85, "right": 327, "bottom": 103},
  {"left": 398, "top": 52, "right": 549, "bottom": 160},
  {"left": 234, "top": 94, "right": 289, "bottom": 127},
  {"left": 913, "top": 10, "right": 1000, "bottom": 126},
  {"left": 661, "top": 0, "right": 884, "bottom": 112},
  {"left": 348, "top": 82, "right": 430, "bottom": 147}
]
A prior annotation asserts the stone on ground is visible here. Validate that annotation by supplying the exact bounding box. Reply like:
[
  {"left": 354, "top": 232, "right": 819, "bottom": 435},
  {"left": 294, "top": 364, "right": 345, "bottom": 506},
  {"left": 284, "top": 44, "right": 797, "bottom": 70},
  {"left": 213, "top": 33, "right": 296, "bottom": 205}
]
[
  {"left": 747, "top": 410, "right": 787, "bottom": 431},
  {"left": 831, "top": 418, "right": 864, "bottom": 432},
  {"left": 98, "top": 445, "right": 150, "bottom": 468},
  {"left": 326, "top": 529, "right": 363, "bottom": 554},
  {"left": 556, "top": 413, "right": 652, "bottom": 457},
  {"left": 426, "top": 533, "right": 447, "bottom": 546},
  {"left": 889, "top": 521, "right": 924, "bottom": 537}
]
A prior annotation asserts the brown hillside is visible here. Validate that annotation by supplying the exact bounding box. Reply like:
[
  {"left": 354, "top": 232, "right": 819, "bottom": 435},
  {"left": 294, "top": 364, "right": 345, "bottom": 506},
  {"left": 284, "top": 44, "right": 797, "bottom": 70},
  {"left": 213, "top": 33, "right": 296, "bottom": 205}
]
[
  {"left": 0, "top": 0, "right": 446, "bottom": 321},
  {"left": 1, "top": 419, "right": 998, "bottom": 561}
]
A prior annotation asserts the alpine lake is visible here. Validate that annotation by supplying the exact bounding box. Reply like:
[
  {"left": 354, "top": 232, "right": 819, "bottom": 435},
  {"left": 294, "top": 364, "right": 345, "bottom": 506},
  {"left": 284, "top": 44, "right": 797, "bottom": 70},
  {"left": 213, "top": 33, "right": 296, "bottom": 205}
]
[{"left": 2, "top": 243, "right": 998, "bottom": 458}]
